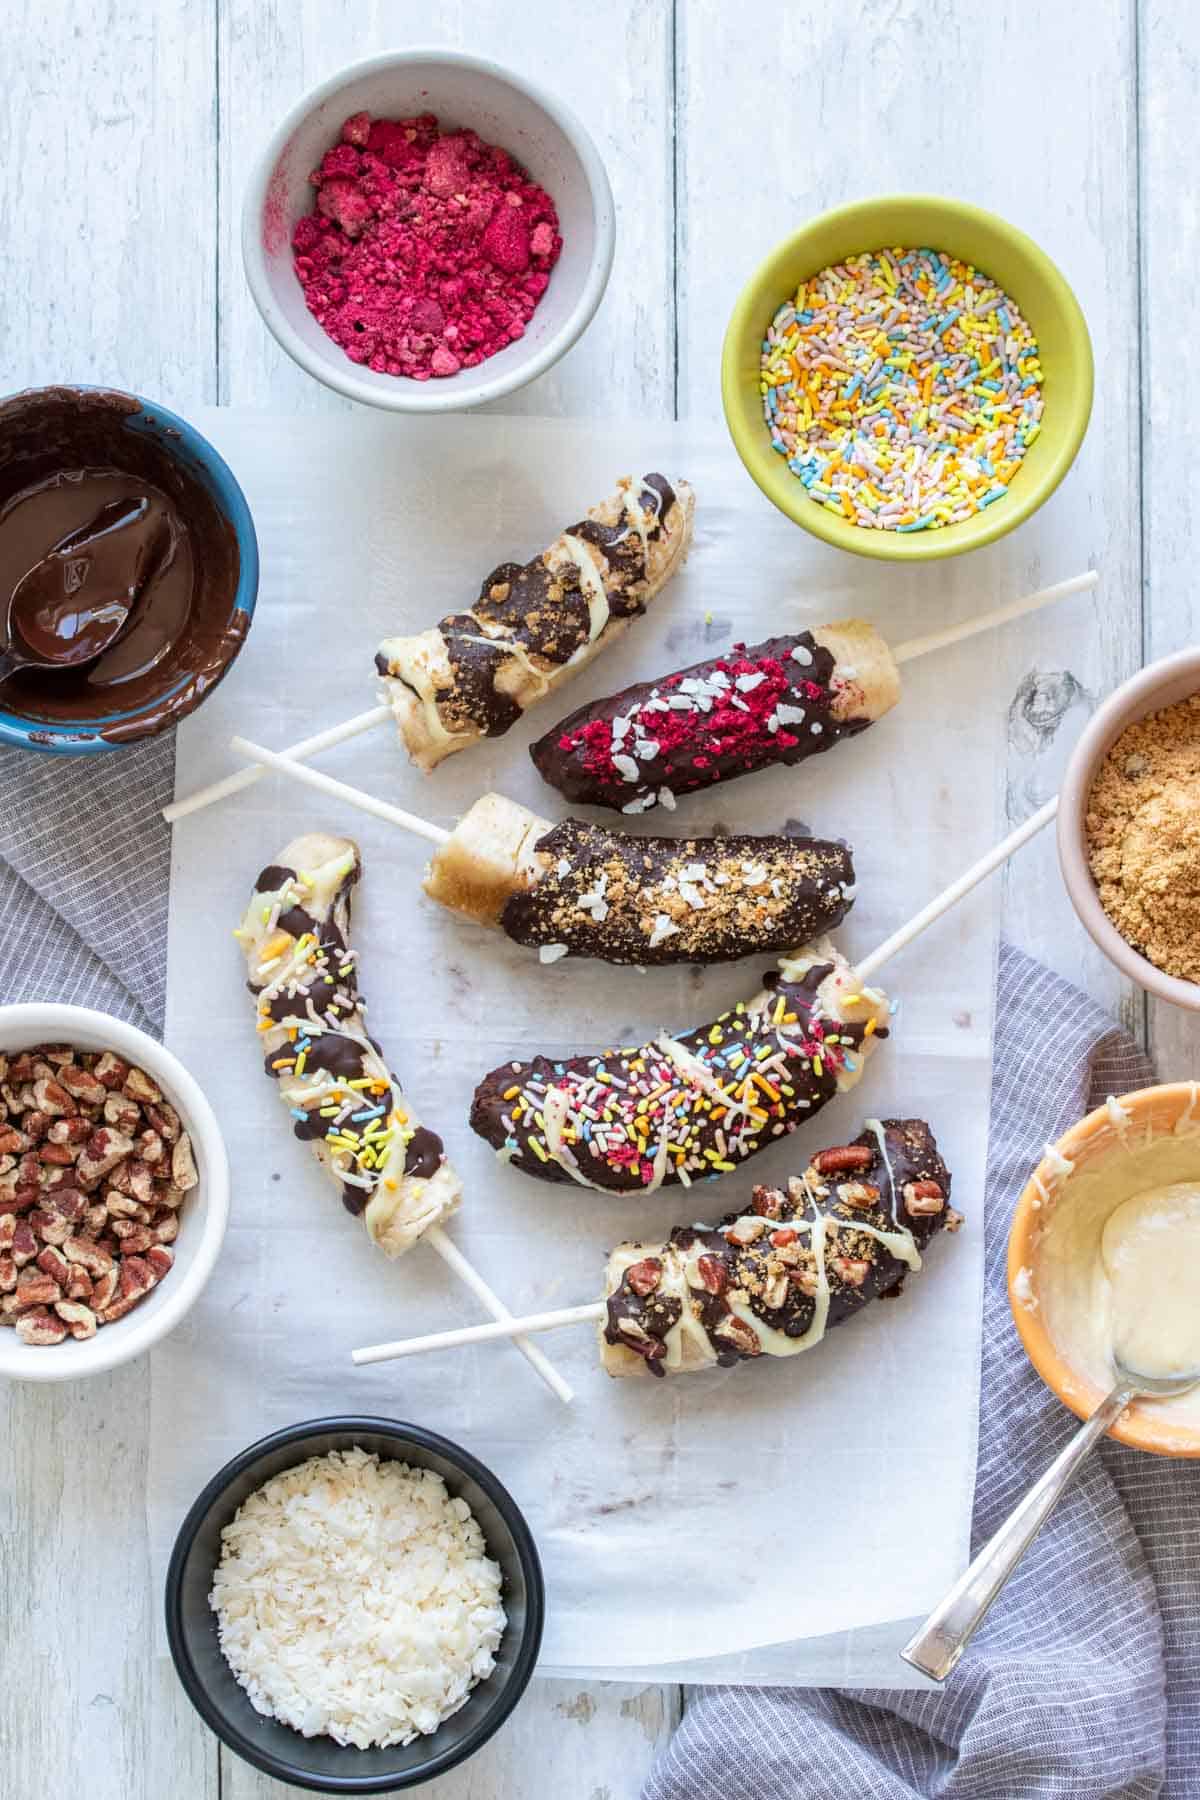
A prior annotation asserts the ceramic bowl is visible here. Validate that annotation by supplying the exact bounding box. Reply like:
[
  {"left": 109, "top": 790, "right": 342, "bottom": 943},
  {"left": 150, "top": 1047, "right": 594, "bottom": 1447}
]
[
  {"left": 721, "top": 194, "right": 1094, "bottom": 562},
  {"left": 0, "top": 386, "right": 258, "bottom": 755},
  {"left": 242, "top": 49, "right": 615, "bottom": 413},
  {"left": 165, "top": 1416, "right": 545, "bottom": 1792},
  {"left": 1057, "top": 646, "right": 1200, "bottom": 1010},
  {"left": 1008, "top": 1082, "right": 1200, "bottom": 1457},
  {"left": 0, "top": 1003, "right": 229, "bottom": 1381}
]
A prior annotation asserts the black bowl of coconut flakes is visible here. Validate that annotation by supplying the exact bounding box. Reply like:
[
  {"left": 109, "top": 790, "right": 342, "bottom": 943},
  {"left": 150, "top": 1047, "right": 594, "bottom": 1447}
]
[{"left": 165, "top": 1417, "right": 545, "bottom": 1793}]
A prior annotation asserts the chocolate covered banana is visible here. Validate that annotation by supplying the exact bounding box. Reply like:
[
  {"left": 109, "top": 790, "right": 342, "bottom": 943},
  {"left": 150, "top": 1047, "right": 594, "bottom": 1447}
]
[
  {"left": 375, "top": 474, "right": 694, "bottom": 771},
  {"left": 601, "top": 1118, "right": 959, "bottom": 1377},
  {"left": 423, "top": 791, "right": 857, "bottom": 965},
  {"left": 237, "top": 833, "right": 462, "bottom": 1256},
  {"left": 529, "top": 622, "right": 900, "bottom": 813},
  {"left": 470, "top": 939, "right": 889, "bottom": 1191}
]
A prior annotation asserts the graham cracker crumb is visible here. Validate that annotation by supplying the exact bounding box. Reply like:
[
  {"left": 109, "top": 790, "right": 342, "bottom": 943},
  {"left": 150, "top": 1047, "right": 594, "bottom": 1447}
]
[{"left": 1085, "top": 693, "right": 1200, "bottom": 982}]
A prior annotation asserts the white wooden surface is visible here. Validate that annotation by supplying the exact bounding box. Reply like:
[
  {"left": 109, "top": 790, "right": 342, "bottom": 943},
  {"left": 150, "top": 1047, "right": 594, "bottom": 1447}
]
[{"left": 0, "top": 0, "right": 1188, "bottom": 1792}]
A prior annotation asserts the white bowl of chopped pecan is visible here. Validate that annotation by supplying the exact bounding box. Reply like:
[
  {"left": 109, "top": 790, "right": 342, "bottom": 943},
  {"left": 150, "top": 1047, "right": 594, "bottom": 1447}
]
[{"left": 0, "top": 1006, "right": 229, "bottom": 1381}]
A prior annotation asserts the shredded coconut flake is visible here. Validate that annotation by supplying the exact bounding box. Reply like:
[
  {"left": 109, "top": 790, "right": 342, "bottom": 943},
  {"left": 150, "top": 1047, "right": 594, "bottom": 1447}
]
[{"left": 209, "top": 1448, "right": 506, "bottom": 1751}]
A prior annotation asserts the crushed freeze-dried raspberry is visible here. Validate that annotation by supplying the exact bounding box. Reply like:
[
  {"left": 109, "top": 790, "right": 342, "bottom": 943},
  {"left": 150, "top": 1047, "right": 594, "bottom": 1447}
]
[{"left": 292, "top": 111, "right": 563, "bottom": 381}]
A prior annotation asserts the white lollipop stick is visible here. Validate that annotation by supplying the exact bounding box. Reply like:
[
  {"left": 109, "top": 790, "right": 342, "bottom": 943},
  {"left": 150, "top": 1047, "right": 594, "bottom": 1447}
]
[
  {"left": 163, "top": 704, "right": 390, "bottom": 824},
  {"left": 350, "top": 794, "right": 1062, "bottom": 1371},
  {"left": 854, "top": 797, "right": 1060, "bottom": 982},
  {"left": 166, "top": 572, "right": 1094, "bottom": 826},
  {"left": 354, "top": 1302, "right": 605, "bottom": 1366},
  {"left": 425, "top": 1226, "right": 574, "bottom": 1404},
  {"left": 891, "top": 571, "right": 1098, "bottom": 665},
  {"left": 229, "top": 736, "right": 449, "bottom": 845}
]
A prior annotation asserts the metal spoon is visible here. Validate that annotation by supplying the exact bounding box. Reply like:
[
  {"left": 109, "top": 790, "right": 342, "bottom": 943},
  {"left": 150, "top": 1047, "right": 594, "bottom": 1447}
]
[
  {"left": 0, "top": 498, "right": 172, "bottom": 683},
  {"left": 900, "top": 1356, "right": 1200, "bottom": 1681}
]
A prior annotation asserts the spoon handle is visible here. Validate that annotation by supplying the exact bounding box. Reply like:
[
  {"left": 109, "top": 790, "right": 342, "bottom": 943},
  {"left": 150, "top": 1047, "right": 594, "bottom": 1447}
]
[{"left": 900, "top": 1379, "right": 1135, "bottom": 1681}]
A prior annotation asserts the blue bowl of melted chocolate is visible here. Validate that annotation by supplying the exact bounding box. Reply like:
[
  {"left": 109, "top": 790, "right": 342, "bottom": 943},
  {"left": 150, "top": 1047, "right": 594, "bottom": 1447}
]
[{"left": 0, "top": 386, "right": 258, "bottom": 752}]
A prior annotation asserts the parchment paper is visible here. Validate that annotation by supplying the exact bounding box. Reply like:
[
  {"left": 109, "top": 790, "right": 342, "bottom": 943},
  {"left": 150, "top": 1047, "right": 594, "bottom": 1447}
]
[{"left": 151, "top": 412, "right": 994, "bottom": 1680}]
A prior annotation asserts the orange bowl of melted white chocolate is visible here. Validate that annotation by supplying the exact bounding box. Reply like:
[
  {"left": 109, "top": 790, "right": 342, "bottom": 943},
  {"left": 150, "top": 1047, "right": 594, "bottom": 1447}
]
[{"left": 1009, "top": 1082, "right": 1200, "bottom": 1457}]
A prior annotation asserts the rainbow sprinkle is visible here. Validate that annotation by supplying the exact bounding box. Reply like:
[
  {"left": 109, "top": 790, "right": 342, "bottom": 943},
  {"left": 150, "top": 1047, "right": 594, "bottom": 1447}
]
[{"left": 759, "top": 247, "right": 1044, "bottom": 532}]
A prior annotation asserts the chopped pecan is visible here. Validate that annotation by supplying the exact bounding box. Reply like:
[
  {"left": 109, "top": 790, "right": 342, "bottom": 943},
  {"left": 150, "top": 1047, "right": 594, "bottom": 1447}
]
[
  {"left": 75, "top": 1128, "right": 135, "bottom": 1190},
  {"left": 2, "top": 1044, "right": 187, "bottom": 1346},
  {"left": 30, "top": 1209, "right": 69, "bottom": 1246},
  {"left": 102, "top": 1094, "right": 142, "bottom": 1133},
  {"left": 105, "top": 1192, "right": 149, "bottom": 1221},
  {"left": 123, "top": 1066, "right": 162, "bottom": 1105},
  {"left": 714, "top": 1314, "right": 762, "bottom": 1356},
  {"left": 138, "top": 1129, "right": 165, "bottom": 1166},
  {"left": 171, "top": 1132, "right": 198, "bottom": 1192},
  {"left": 16, "top": 1307, "right": 68, "bottom": 1346},
  {"left": 694, "top": 1253, "right": 728, "bottom": 1294},
  {"left": 837, "top": 1181, "right": 881, "bottom": 1209},
  {"left": 723, "top": 1217, "right": 765, "bottom": 1247},
  {"left": 903, "top": 1180, "right": 945, "bottom": 1216},
  {"left": 46, "top": 1116, "right": 92, "bottom": 1146},
  {"left": 56, "top": 1065, "right": 107, "bottom": 1106},
  {"left": 35, "top": 1245, "right": 70, "bottom": 1285},
  {"left": 16, "top": 1267, "right": 63, "bottom": 1308},
  {"left": 93, "top": 1052, "right": 131, "bottom": 1089},
  {"left": 145, "top": 1245, "right": 174, "bottom": 1282},
  {"left": 64, "top": 1265, "right": 94, "bottom": 1302},
  {"left": 110, "top": 1223, "right": 154, "bottom": 1254},
  {"left": 117, "top": 1255, "right": 157, "bottom": 1302},
  {"left": 125, "top": 1160, "right": 154, "bottom": 1206},
  {"left": 42, "top": 1187, "right": 85, "bottom": 1225},
  {"left": 31, "top": 1076, "right": 76, "bottom": 1118},
  {"left": 813, "top": 1145, "right": 874, "bottom": 1176},
  {"left": 62, "top": 1237, "right": 115, "bottom": 1276},
  {"left": 832, "top": 1255, "right": 872, "bottom": 1288},
  {"left": 626, "top": 1257, "right": 662, "bottom": 1297},
  {"left": 750, "top": 1185, "right": 784, "bottom": 1219},
  {"left": 788, "top": 1265, "right": 820, "bottom": 1296},
  {"left": 53, "top": 1300, "right": 97, "bottom": 1340},
  {"left": 38, "top": 1142, "right": 76, "bottom": 1167},
  {"left": 762, "top": 1273, "right": 789, "bottom": 1309},
  {"left": 145, "top": 1101, "right": 181, "bottom": 1143},
  {"left": 11, "top": 1220, "right": 38, "bottom": 1265},
  {"left": 91, "top": 1268, "right": 119, "bottom": 1312}
]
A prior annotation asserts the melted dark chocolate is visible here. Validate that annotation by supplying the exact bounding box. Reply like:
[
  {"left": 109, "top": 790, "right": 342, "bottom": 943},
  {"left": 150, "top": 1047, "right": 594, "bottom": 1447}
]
[
  {"left": 389, "top": 473, "right": 678, "bottom": 743},
  {"left": 403, "top": 1125, "right": 444, "bottom": 1180},
  {"left": 471, "top": 959, "right": 886, "bottom": 1192},
  {"left": 0, "top": 388, "right": 245, "bottom": 742},
  {"left": 605, "top": 1119, "right": 955, "bottom": 1375},
  {"left": 499, "top": 819, "right": 855, "bottom": 965},
  {"left": 255, "top": 864, "right": 296, "bottom": 893},
  {"left": 530, "top": 630, "right": 871, "bottom": 813}
]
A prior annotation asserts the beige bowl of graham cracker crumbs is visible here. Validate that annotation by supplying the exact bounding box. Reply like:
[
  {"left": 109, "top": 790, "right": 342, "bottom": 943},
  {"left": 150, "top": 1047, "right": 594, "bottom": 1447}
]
[{"left": 1058, "top": 647, "right": 1200, "bottom": 1009}]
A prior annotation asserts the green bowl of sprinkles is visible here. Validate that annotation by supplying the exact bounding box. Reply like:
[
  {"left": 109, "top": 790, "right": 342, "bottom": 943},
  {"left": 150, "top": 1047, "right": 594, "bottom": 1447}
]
[{"left": 721, "top": 194, "right": 1093, "bottom": 560}]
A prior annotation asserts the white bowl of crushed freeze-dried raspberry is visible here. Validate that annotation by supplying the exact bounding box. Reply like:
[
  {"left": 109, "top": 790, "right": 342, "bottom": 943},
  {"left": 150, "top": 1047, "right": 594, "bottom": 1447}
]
[
  {"left": 0, "top": 1005, "right": 230, "bottom": 1382},
  {"left": 243, "top": 50, "right": 615, "bottom": 412}
]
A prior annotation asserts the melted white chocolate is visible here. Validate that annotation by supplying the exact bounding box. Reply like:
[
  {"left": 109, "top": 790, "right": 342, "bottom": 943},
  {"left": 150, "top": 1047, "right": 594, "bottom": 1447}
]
[
  {"left": 1032, "top": 1125, "right": 1200, "bottom": 1425},
  {"left": 1102, "top": 1183, "right": 1200, "bottom": 1379}
]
